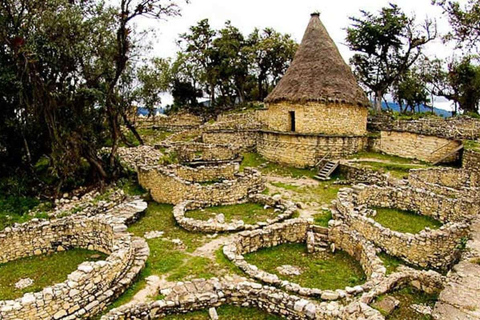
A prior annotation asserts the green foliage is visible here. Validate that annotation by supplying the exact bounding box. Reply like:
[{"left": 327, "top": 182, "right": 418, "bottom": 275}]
[
  {"left": 426, "top": 56, "right": 480, "bottom": 114},
  {"left": 173, "top": 20, "right": 297, "bottom": 114},
  {"left": 464, "top": 140, "right": 480, "bottom": 151},
  {"left": 374, "top": 286, "right": 438, "bottom": 319},
  {"left": 346, "top": 4, "right": 436, "bottom": 111},
  {"left": 372, "top": 207, "right": 443, "bottom": 234},
  {"left": 0, "top": 249, "right": 106, "bottom": 300},
  {"left": 313, "top": 210, "right": 333, "bottom": 228},
  {"left": 244, "top": 243, "right": 366, "bottom": 290},
  {"left": 162, "top": 305, "right": 283, "bottom": 320}
]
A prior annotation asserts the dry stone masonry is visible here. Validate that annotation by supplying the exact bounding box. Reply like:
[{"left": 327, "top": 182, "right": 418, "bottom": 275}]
[
  {"left": 334, "top": 184, "right": 474, "bottom": 270},
  {"left": 173, "top": 194, "right": 297, "bottom": 233},
  {"left": 223, "top": 219, "right": 385, "bottom": 300},
  {"left": 0, "top": 200, "right": 149, "bottom": 319}
]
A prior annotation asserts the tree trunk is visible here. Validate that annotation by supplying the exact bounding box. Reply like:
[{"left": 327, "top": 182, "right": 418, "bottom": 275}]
[
  {"left": 122, "top": 112, "right": 144, "bottom": 145},
  {"left": 374, "top": 93, "right": 383, "bottom": 113}
]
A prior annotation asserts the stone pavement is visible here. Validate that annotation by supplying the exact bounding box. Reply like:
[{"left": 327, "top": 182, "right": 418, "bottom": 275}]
[{"left": 433, "top": 218, "right": 480, "bottom": 320}]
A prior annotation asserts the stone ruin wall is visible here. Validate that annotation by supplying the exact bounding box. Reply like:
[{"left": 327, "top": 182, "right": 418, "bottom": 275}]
[
  {"left": 223, "top": 219, "right": 385, "bottom": 300},
  {"left": 335, "top": 185, "right": 473, "bottom": 270},
  {"left": 0, "top": 214, "right": 148, "bottom": 319},
  {"left": 368, "top": 115, "right": 480, "bottom": 140},
  {"left": 257, "top": 132, "right": 368, "bottom": 168},
  {"left": 138, "top": 166, "right": 264, "bottom": 205},
  {"left": 258, "top": 102, "right": 368, "bottom": 136},
  {"left": 463, "top": 149, "right": 480, "bottom": 172},
  {"left": 173, "top": 142, "right": 241, "bottom": 163},
  {"left": 378, "top": 131, "right": 462, "bottom": 164},
  {"left": 169, "top": 162, "right": 238, "bottom": 183},
  {"left": 173, "top": 194, "right": 297, "bottom": 233},
  {"left": 136, "top": 112, "right": 203, "bottom": 131},
  {"left": 202, "top": 130, "right": 260, "bottom": 151},
  {"left": 408, "top": 167, "right": 479, "bottom": 200}
]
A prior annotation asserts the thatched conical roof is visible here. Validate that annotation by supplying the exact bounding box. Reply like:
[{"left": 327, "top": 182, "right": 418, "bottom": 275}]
[{"left": 265, "top": 13, "right": 370, "bottom": 106}]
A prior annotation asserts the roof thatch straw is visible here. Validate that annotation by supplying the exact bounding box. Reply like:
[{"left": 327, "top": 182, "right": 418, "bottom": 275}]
[{"left": 265, "top": 13, "right": 370, "bottom": 107}]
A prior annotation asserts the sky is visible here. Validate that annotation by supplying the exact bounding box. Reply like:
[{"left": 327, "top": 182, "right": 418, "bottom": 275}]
[{"left": 138, "top": 0, "right": 470, "bottom": 111}]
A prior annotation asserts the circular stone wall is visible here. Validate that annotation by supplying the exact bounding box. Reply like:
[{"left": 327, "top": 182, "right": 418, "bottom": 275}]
[
  {"left": 0, "top": 202, "right": 149, "bottom": 319},
  {"left": 334, "top": 184, "right": 472, "bottom": 270},
  {"left": 170, "top": 142, "right": 242, "bottom": 164},
  {"left": 138, "top": 165, "right": 264, "bottom": 205},
  {"left": 173, "top": 194, "right": 297, "bottom": 233},
  {"left": 222, "top": 219, "right": 386, "bottom": 300}
]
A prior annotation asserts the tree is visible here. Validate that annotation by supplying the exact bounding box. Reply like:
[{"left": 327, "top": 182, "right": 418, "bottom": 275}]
[
  {"left": 346, "top": 4, "right": 436, "bottom": 112},
  {"left": 433, "top": 0, "right": 480, "bottom": 51},
  {"left": 426, "top": 56, "right": 480, "bottom": 114},
  {"left": 246, "top": 28, "right": 298, "bottom": 101},
  {"left": 392, "top": 67, "right": 431, "bottom": 113},
  {"left": 0, "top": 0, "right": 184, "bottom": 196}
]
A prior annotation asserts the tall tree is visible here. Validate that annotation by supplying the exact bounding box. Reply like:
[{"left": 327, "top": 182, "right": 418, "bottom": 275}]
[
  {"left": 433, "top": 0, "right": 480, "bottom": 51},
  {"left": 346, "top": 4, "right": 436, "bottom": 112},
  {"left": 426, "top": 56, "right": 480, "bottom": 114}
]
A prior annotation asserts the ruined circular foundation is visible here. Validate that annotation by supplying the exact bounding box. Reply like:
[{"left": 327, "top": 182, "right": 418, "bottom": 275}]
[
  {"left": 0, "top": 201, "right": 149, "bottom": 319},
  {"left": 173, "top": 194, "right": 297, "bottom": 233},
  {"left": 222, "top": 219, "right": 386, "bottom": 300},
  {"left": 334, "top": 184, "right": 473, "bottom": 270},
  {"left": 138, "top": 164, "right": 264, "bottom": 205}
]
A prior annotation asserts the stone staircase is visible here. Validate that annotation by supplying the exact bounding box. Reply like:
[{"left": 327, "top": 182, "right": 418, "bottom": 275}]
[
  {"left": 314, "top": 160, "right": 339, "bottom": 181},
  {"left": 307, "top": 225, "right": 330, "bottom": 253}
]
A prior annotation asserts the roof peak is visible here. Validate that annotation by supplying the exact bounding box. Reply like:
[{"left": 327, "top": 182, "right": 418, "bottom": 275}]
[
  {"left": 264, "top": 13, "right": 369, "bottom": 107},
  {"left": 310, "top": 11, "right": 320, "bottom": 17}
]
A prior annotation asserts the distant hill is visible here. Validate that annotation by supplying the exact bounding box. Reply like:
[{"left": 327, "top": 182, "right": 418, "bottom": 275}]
[{"left": 381, "top": 101, "right": 452, "bottom": 118}]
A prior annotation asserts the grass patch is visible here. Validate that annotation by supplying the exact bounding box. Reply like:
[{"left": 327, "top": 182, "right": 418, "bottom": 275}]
[
  {"left": 372, "top": 207, "right": 442, "bottom": 234},
  {"left": 215, "top": 248, "right": 244, "bottom": 276},
  {"left": 373, "top": 286, "right": 438, "bottom": 319},
  {"left": 167, "top": 256, "right": 217, "bottom": 282},
  {"left": 464, "top": 140, "right": 480, "bottom": 152},
  {"left": 0, "top": 195, "right": 51, "bottom": 231},
  {"left": 128, "top": 202, "right": 209, "bottom": 253},
  {"left": 0, "top": 249, "right": 106, "bottom": 300},
  {"left": 117, "top": 177, "right": 147, "bottom": 196},
  {"left": 355, "top": 161, "right": 427, "bottom": 179},
  {"left": 244, "top": 243, "right": 366, "bottom": 290},
  {"left": 162, "top": 305, "right": 283, "bottom": 319},
  {"left": 378, "top": 252, "right": 407, "bottom": 275},
  {"left": 240, "top": 153, "right": 317, "bottom": 179},
  {"left": 349, "top": 151, "right": 422, "bottom": 164},
  {"left": 186, "top": 203, "right": 277, "bottom": 225},
  {"left": 313, "top": 210, "right": 332, "bottom": 227},
  {"left": 269, "top": 181, "right": 343, "bottom": 206}
]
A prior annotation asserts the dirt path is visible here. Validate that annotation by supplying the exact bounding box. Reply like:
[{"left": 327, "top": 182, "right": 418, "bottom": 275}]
[{"left": 191, "top": 233, "right": 237, "bottom": 259}]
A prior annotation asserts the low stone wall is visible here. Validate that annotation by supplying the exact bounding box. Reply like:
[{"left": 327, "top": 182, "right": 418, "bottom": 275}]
[
  {"left": 257, "top": 131, "right": 368, "bottom": 168},
  {"left": 173, "top": 194, "right": 297, "bottom": 233},
  {"left": 338, "top": 163, "right": 390, "bottom": 185},
  {"left": 409, "top": 168, "right": 479, "bottom": 200},
  {"left": 202, "top": 130, "right": 260, "bottom": 150},
  {"left": 368, "top": 115, "right": 480, "bottom": 140},
  {"left": 138, "top": 165, "right": 264, "bottom": 205},
  {"left": 116, "top": 146, "right": 163, "bottom": 170},
  {"left": 223, "top": 219, "right": 385, "bottom": 299},
  {"left": 102, "top": 276, "right": 347, "bottom": 320},
  {"left": 169, "top": 163, "right": 238, "bottom": 183},
  {"left": 335, "top": 185, "right": 472, "bottom": 269},
  {"left": 172, "top": 142, "right": 241, "bottom": 163},
  {"left": 463, "top": 149, "right": 480, "bottom": 172},
  {"left": 378, "top": 131, "right": 462, "bottom": 164},
  {"left": 0, "top": 201, "right": 149, "bottom": 319},
  {"left": 211, "top": 110, "right": 264, "bottom": 130},
  {"left": 137, "top": 112, "right": 203, "bottom": 132}
]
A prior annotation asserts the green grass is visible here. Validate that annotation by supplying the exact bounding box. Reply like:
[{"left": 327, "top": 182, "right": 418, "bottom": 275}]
[
  {"left": 0, "top": 195, "right": 51, "bottom": 231},
  {"left": 464, "top": 140, "right": 480, "bottom": 152},
  {"left": 244, "top": 243, "right": 366, "bottom": 290},
  {"left": 378, "top": 252, "right": 407, "bottom": 275},
  {"left": 373, "top": 286, "right": 438, "bottom": 319},
  {"left": 0, "top": 249, "right": 106, "bottom": 300},
  {"left": 117, "top": 177, "right": 147, "bottom": 196},
  {"left": 128, "top": 203, "right": 209, "bottom": 253},
  {"left": 269, "top": 181, "right": 343, "bottom": 206},
  {"left": 186, "top": 203, "right": 278, "bottom": 225},
  {"left": 348, "top": 151, "right": 426, "bottom": 165},
  {"left": 372, "top": 207, "right": 442, "bottom": 234},
  {"left": 124, "top": 128, "right": 172, "bottom": 146},
  {"left": 167, "top": 256, "right": 217, "bottom": 282},
  {"left": 162, "top": 305, "right": 283, "bottom": 319},
  {"left": 355, "top": 161, "right": 427, "bottom": 179},
  {"left": 313, "top": 210, "right": 333, "bottom": 227},
  {"left": 240, "top": 153, "right": 317, "bottom": 179}
]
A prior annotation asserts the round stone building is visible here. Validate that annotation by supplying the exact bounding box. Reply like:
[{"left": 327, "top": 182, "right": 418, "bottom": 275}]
[{"left": 256, "top": 13, "right": 370, "bottom": 167}]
